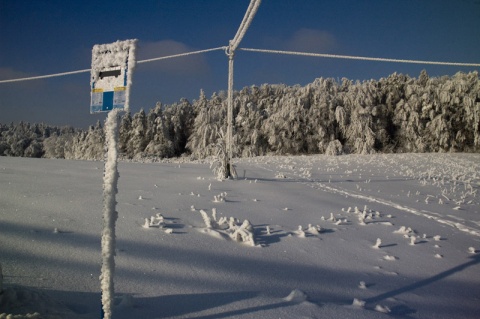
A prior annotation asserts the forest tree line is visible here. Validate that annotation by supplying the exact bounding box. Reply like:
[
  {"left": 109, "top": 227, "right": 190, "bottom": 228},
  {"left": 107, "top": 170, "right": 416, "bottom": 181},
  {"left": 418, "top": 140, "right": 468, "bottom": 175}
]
[{"left": 1, "top": 70, "right": 479, "bottom": 160}]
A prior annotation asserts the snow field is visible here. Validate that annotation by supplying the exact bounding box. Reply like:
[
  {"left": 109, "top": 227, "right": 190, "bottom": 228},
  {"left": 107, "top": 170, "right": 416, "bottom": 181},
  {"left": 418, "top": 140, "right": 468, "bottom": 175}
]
[{"left": 0, "top": 153, "right": 479, "bottom": 318}]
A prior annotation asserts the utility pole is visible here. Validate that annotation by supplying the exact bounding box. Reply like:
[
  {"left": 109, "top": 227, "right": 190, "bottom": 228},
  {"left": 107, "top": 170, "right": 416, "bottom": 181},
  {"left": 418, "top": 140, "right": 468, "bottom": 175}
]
[
  {"left": 225, "top": 0, "right": 261, "bottom": 178},
  {"left": 226, "top": 44, "right": 235, "bottom": 178}
]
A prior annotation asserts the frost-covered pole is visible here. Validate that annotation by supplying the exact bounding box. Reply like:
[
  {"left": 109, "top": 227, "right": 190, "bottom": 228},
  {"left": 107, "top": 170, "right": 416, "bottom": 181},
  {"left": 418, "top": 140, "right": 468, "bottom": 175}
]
[
  {"left": 91, "top": 39, "right": 136, "bottom": 319},
  {"left": 224, "top": 0, "right": 261, "bottom": 179},
  {"left": 100, "top": 108, "right": 120, "bottom": 319},
  {"left": 226, "top": 46, "right": 235, "bottom": 179}
]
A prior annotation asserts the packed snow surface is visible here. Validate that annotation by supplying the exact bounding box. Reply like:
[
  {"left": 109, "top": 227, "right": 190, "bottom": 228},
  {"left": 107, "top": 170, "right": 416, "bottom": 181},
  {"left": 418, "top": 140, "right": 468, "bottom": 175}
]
[{"left": 1, "top": 153, "right": 479, "bottom": 318}]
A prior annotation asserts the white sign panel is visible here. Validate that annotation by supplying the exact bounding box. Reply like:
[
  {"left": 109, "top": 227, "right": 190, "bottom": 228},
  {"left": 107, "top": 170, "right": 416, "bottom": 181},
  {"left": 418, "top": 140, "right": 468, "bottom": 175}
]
[{"left": 90, "top": 39, "right": 137, "bottom": 113}]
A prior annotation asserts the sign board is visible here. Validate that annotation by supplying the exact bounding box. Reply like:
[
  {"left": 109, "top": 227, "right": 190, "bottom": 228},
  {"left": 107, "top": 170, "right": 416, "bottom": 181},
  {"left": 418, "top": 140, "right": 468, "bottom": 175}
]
[{"left": 90, "top": 39, "right": 137, "bottom": 113}]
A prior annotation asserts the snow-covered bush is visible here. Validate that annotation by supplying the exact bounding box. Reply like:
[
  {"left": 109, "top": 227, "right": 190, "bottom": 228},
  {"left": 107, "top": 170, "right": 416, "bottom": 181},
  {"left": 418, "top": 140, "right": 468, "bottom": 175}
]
[
  {"left": 209, "top": 130, "right": 230, "bottom": 180},
  {"left": 199, "top": 209, "right": 256, "bottom": 246},
  {"left": 230, "top": 219, "right": 255, "bottom": 246},
  {"left": 142, "top": 213, "right": 165, "bottom": 228},
  {"left": 200, "top": 209, "right": 215, "bottom": 229},
  {"left": 325, "top": 139, "right": 343, "bottom": 156}
]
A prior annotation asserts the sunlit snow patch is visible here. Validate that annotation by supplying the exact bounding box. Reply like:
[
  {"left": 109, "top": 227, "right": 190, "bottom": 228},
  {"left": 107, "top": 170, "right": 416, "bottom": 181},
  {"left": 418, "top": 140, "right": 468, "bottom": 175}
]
[{"left": 284, "top": 289, "right": 308, "bottom": 303}]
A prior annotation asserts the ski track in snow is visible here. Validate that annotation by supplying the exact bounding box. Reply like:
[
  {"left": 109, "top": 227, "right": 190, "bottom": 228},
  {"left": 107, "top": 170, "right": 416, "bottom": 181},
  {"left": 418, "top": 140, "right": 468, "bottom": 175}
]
[
  {"left": 310, "top": 182, "right": 480, "bottom": 237},
  {"left": 245, "top": 153, "right": 480, "bottom": 238}
]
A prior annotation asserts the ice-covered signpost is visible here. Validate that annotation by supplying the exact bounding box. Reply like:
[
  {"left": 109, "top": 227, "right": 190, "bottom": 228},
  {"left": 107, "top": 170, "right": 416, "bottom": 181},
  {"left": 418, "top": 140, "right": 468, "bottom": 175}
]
[{"left": 91, "top": 39, "right": 137, "bottom": 319}]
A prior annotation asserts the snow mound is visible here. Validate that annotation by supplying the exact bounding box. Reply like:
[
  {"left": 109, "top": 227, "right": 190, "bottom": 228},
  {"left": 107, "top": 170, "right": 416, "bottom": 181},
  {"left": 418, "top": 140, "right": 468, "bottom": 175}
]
[
  {"left": 383, "top": 255, "right": 398, "bottom": 261},
  {"left": 358, "top": 281, "right": 367, "bottom": 289},
  {"left": 352, "top": 298, "right": 366, "bottom": 307},
  {"left": 374, "top": 304, "right": 391, "bottom": 313},
  {"left": 284, "top": 289, "right": 308, "bottom": 303}
]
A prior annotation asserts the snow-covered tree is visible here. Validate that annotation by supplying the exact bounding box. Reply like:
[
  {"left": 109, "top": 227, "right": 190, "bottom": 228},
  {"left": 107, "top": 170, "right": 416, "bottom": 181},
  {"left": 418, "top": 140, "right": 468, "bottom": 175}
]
[
  {"left": 164, "top": 98, "right": 196, "bottom": 156},
  {"left": 118, "top": 112, "right": 133, "bottom": 157},
  {"left": 127, "top": 108, "right": 148, "bottom": 157},
  {"left": 1, "top": 70, "right": 479, "bottom": 160},
  {"left": 70, "top": 121, "right": 105, "bottom": 160},
  {"left": 187, "top": 92, "right": 226, "bottom": 158},
  {"left": 143, "top": 103, "right": 174, "bottom": 158}
]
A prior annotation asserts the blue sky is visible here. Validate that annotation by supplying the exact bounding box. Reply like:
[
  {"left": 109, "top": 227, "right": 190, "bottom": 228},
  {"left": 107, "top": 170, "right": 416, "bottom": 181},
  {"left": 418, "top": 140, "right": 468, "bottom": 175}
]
[{"left": 1, "top": 0, "right": 479, "bottom": 128}]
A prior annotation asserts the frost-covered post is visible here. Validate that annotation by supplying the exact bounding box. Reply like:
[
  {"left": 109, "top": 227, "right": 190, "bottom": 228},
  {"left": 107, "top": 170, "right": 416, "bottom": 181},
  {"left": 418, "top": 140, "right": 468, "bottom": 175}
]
[
  {"left": 100, "top": 109, "right": 120, "bottom": 319},
  {"left": 224, "top": 0, "right": 261, "bottom": 179},
  {"left": 91, "top": 39, "right": 137, "bottom": 319},
  {"left": 225, "top": 46, "right": 235, "bottom": 179}
]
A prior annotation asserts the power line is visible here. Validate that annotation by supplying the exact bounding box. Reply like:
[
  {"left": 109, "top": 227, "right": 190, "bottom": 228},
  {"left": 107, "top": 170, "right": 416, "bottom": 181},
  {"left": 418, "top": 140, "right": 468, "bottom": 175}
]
[
  {"left": 0, "top": 46, "right": 227, "bottom": 84},
  {"left": 239, "top": 47, "right": 480, "bottom": 67},
  {"left": 137, "top": 46, "right": 226, "bottom": 64},
  {"left": 2, "top": 45, "right": 479, "bottom": 85},
  {"left": 230, "top": 0, "right": 262, "bottom": 52},
  {"left": 0, "top": 69, "right": 91, "bottom": 84}
]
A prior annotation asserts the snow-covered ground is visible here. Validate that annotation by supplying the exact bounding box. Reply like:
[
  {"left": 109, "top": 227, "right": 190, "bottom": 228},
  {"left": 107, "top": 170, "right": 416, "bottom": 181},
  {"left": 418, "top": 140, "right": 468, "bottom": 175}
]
[{"left": 1, "top": 153, "right": 479, "bottom": 319}]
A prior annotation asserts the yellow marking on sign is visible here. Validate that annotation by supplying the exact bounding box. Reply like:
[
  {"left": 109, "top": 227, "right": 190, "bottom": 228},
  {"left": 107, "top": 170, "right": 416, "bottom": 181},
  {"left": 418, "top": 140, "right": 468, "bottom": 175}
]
[
  {"left": 92, "top": 88, "right": 103, "bottom": 93},
  {"left": 114, "top": 86, "right": 126, "bottom": 91}
]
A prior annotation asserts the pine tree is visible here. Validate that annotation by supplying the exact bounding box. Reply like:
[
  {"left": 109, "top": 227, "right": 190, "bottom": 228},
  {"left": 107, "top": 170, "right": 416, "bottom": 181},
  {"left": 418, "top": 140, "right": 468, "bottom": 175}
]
[
  {"left": 119, "top": 112, "right": 133, "bottom": 157},
  {"left": 143, "top": 103, "right": 174, "bottom": 158},
  {"left": 127, "top": 108, "right": 148, "bottom": 158}
]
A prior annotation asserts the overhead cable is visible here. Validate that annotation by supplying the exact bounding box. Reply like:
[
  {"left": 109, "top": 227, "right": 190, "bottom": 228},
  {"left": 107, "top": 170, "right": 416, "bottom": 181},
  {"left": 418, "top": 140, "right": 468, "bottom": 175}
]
[
  {"left": 0, "top": 69, "right": 91, "bottom": 84},
  {"left": 0, "top": 46, "right": 227, "bottom": 84},
  {"left": 230, "top": 0, "right": 262, "bottom": 51},
  {"left": 239, "top": 47, "right": 480, "bottom": 67},
  {"left": 2, "top": 45, "right": 479, "bottom": 84},
  {"left": 137, "top": 46, "right": 227, "bottom": 64}
]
